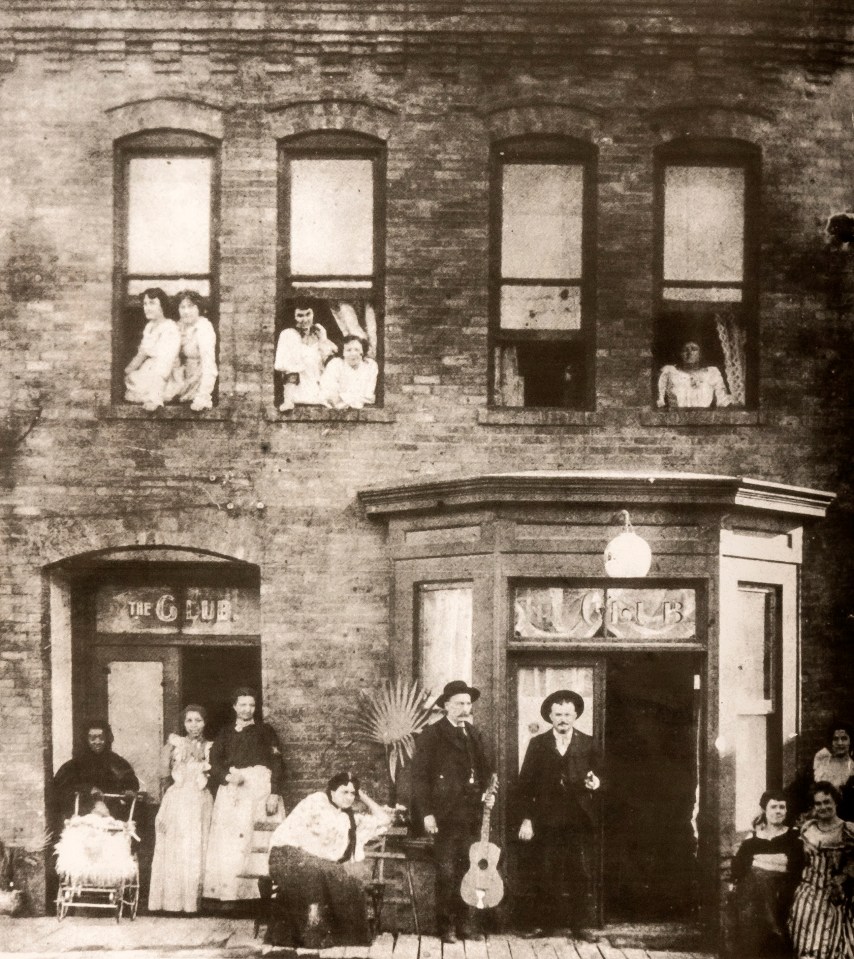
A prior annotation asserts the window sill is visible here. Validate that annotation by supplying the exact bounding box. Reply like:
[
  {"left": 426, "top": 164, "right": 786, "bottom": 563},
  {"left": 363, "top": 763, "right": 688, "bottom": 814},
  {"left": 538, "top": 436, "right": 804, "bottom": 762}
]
[
  {"left": 102, "top": 404, "right": 234, "bottom": 422},
  {"left": 264, "top": 406, "right": 396, "bottom": 424},
  {"left": 478, "top": 408, "right": 603, "bottom": 427},
  {"left": 640, "top": 409, "right": 763, "bottom": 427}
]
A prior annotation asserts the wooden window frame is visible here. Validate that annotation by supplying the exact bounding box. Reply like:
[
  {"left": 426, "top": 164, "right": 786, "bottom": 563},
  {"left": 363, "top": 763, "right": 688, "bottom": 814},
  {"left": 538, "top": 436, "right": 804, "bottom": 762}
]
[
  {"left": 488, "top": 135, "right": 598, "bottom": 411},
  {"left": 277, "top": 131, "right": 386, "bottom": 407},
  {"left": 653, "top": 138, "right": 761, "bottom": 409},
  {"left": 112, "top": 129, "right": 221, "bottom": 404}
]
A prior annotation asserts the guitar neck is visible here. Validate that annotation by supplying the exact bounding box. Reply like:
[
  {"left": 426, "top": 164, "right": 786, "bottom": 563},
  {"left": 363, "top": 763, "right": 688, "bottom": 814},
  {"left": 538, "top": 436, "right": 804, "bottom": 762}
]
[{"left": 480, "top": 805, "right": 492, "bottom": 845}]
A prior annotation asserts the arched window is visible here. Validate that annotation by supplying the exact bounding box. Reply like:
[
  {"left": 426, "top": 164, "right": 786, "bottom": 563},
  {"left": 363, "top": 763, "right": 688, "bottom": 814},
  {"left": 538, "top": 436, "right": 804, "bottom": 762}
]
[
  {"left": 277, "top": 131, "right": 386, "bottom": 409},
  {"left": 489, "top": 136, "right": 597, "bottom": 410},
  {"left": 653, "top": 138, "right": 760, "bottom": 410},
  {"left": 113, "top": 130, "right": 220, "bottom": 405}
]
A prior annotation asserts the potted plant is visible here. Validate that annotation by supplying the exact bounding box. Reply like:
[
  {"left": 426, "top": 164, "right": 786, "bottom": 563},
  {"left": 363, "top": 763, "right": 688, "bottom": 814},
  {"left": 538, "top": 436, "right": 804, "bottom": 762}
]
[
  {"left": 352, "top": 678, "right": 435, "bottom": 804},
  {"left": 0, "top": 841, "right": 24, "bottom": 916}
]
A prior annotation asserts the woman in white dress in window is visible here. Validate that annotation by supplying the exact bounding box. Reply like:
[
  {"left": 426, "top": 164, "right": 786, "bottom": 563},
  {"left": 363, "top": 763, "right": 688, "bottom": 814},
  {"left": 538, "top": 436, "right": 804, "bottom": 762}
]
[
  {"left": 657, "top": 340, "right": 731, "bottom": 409},
  {"left": 321, "top": 335, "right": 378, "bottom": 410},
  {"left": 124, "top": 287, "right": 181, "bottom": 411},
  {"left": 148, "top": 705, "right": 213, "bottom": 913},
  {"left": 165, "top": 290, "right": 218, "bottom": 412}
]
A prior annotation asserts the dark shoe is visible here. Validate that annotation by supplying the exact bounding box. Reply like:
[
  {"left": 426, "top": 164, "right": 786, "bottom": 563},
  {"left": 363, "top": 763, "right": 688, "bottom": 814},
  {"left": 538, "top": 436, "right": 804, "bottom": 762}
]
[
  {"left": 522, "top": 928, "right": 545, "bottom": 939},
  {"left": 462, "top": 930, "right": 485, "bottom": 941},
  {"left": 572, "top": 929, "right": 602, "bottom": 943},
  {"left": 441, "top": 930, "right": 459, "bottom": 944}
]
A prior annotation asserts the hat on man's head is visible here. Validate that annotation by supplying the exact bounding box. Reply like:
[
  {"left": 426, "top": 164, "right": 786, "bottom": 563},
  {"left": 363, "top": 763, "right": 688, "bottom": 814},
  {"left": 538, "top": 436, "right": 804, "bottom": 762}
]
[
  {"left": 540, "top": 689, "right": 584, "bottom": 723},
  {"left": 436, "top": 680, "right": 481, "bottom": 708}
]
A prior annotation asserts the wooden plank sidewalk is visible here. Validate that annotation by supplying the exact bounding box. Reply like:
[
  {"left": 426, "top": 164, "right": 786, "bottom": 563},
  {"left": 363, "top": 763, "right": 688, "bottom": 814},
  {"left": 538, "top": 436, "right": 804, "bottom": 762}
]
[{"left": 304, "top": 934, "right": 715, "bottom": 959}]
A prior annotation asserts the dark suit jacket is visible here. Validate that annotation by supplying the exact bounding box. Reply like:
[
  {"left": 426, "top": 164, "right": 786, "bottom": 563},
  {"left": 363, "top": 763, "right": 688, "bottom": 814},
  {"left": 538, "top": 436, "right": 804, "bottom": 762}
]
[
  {"left": 411, "top": 718, "right": 493, "bottom": 827},
  {"left": 517, "top": 728, "right": 601, "bottom": 831}
]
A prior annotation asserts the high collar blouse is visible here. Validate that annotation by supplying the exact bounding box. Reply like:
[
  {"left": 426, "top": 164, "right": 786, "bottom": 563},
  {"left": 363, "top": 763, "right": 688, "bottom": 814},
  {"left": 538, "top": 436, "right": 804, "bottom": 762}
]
[{"left": 269, "top": 790, "right": 388, "bottom": 863}]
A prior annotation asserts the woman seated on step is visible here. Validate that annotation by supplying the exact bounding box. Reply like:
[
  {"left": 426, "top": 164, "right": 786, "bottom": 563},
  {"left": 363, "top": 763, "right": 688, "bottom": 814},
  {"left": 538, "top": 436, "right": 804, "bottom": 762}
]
[{"left": 265, "top": 771, "right": 391, "bottom": 949}]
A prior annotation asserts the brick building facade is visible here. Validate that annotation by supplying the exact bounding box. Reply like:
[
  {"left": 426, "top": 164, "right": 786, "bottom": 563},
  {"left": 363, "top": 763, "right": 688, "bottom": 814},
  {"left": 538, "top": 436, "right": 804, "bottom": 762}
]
[{"left": 0, "top": 1, "right": 852, "bottom": 944}]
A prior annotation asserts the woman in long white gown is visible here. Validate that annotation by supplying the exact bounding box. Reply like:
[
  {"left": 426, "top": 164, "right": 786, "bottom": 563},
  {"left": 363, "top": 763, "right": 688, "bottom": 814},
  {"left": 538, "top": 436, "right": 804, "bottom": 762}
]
[{"left": 148, "top": 705, "right": 213, "bottom": 913}]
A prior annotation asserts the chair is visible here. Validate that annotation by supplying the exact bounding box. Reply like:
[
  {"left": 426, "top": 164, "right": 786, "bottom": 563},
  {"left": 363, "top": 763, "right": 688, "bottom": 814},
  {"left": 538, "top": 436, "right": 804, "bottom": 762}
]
[{"left": 364, "top": 825, "right": 420, "bottom": 936}]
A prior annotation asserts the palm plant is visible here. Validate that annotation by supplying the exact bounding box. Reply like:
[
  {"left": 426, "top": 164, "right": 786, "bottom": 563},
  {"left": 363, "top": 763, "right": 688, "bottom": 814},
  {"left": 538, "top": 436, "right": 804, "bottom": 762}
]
[{"left": 352, "top": 678, "right": 435, "bottom": 795}]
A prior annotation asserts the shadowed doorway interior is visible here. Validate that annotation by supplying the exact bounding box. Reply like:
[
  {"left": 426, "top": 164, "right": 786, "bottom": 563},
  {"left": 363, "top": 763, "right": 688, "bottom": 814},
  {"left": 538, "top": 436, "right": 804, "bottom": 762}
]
[
  {"left": 181, "top": 645, "right": 262, "bottom": 739},
  {"left": 603, "top": 652, "right": 701, "bottom": 923}
]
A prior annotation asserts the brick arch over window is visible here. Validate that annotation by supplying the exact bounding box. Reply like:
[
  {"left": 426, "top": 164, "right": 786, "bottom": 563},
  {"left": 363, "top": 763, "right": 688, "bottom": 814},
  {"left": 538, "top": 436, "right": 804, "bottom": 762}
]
[
  {"left": 482, "top": 101, "right": 608, "bottom": 146},
  {"left": 645, "top": 102, "right": 774, "bottom": 145},
  {"left": 652, "top": 135, "right": 761, "bottom": 411},
  {"left": 266, "top": 98, "right": 397, "bottom": 143},
  {"left": 106, "top": 96, "right": 225, "bottom": 141}
]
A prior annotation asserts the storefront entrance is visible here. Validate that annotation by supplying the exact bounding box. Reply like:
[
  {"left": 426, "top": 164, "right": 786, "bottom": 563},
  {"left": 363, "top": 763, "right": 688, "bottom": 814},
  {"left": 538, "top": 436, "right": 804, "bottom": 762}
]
[{"left": 508, "top": 650, "right": 702, "bottom": 929}]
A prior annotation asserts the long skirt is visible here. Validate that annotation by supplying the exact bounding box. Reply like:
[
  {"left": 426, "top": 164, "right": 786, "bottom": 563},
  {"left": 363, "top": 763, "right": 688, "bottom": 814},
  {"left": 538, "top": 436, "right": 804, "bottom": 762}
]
[
  {"left": 203, "top": 766, "right": 271, "bottom": 901},
  {"left": 147, "top": 782, "right": 213, "bottom": 913},
  {"left": 731, "top": 868, "right": 795, "bottom": 958},
  {"left": 266, "top": 845, "right": 372, "bottom": 948},
  {"left": 789, "top": 876, "right": 853, "bottom": 959}
]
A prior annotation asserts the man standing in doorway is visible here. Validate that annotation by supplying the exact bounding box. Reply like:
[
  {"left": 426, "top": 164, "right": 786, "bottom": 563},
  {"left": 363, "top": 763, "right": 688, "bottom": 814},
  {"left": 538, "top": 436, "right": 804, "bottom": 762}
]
[
  {"left": 517, "top": 689, "right": 601, "bottom": 938},
  {"left": 411, "top": 680, "right": 495, "bottom": 943}
]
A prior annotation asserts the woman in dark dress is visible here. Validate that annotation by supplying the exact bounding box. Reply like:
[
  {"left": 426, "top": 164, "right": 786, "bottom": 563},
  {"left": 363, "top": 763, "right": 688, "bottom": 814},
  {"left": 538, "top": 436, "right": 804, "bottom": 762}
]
[
  {"left": 730, "top": 789, "right": 804, "bottom": 958},
  {"left": 265, "top": 772, "right": 391, "bottom": 948}
]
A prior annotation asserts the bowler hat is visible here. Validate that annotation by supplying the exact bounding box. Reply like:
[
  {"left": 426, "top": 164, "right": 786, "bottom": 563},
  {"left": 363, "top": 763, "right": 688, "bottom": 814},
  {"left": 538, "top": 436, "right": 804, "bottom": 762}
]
[
  {"left": 540, "top": 689, "right": 584, "bottom": 723},
  {"left": 436, "top": 680, "right": 481, "bottom": 708}
]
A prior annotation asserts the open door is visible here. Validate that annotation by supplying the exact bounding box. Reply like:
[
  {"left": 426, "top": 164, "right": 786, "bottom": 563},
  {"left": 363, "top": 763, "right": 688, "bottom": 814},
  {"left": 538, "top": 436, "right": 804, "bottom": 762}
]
[{"left": 508, "top": 656, "right": 606, "bottom": 928}]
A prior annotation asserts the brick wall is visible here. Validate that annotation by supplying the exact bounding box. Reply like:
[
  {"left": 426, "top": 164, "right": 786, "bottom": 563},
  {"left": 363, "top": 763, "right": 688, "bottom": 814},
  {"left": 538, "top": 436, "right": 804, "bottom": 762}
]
[{"left": 0, "top": 2, "right": 853, "bottom": 909}]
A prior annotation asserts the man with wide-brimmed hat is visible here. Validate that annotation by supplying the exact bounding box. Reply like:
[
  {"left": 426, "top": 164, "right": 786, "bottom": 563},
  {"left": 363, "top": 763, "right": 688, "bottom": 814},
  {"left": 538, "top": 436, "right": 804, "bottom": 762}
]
[
  {"left": 517, "top": 689, "right": 601, "bottom": 938},
  {"left": 411, "top": 680, "right": 494, "bottom": 943}
]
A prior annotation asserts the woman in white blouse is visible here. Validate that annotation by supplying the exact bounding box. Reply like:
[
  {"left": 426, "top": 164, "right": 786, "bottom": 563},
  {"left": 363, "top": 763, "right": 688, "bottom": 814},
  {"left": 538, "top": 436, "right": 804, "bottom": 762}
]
[
  {"left": 266, "top": 772, "right": 391, "bottom": 949},
  {"left": 657, "top": 339, "right": 731, "bottom": 409}
]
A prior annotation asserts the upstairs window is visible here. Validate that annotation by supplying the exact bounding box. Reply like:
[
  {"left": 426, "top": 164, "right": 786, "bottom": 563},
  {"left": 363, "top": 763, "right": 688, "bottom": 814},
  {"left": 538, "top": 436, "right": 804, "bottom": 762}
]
[
  {"left": 490, "top": 137, "right": 596, "bottom": 410},
  {"left": 114, "top": 131, "right": 219, "bottom": 406},
  {"left": 654, "top": 140, "right": 759, "bottom": 410},
  {"left": 276, "top": 132, "right": 385, "bottom": 409}
]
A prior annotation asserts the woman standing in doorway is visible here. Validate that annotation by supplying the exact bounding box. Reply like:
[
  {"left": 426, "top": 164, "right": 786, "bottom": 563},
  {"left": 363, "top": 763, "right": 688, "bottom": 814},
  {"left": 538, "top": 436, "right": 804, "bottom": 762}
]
[
  {"left": 148, "top": 705, "right": 213, "bottom": 913},
  {"left": 788, "top": 782, "right": 854, "bottom": 959},
  {"left": 203, "top": 688, "right": 284, "bottom": 905}
]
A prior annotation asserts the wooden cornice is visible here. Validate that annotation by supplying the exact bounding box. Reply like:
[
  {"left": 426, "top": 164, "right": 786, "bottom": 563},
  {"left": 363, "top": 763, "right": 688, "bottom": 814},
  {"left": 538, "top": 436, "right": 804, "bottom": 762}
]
[{"left": 358, "top": 471, "right": 836, "bottom": 520}]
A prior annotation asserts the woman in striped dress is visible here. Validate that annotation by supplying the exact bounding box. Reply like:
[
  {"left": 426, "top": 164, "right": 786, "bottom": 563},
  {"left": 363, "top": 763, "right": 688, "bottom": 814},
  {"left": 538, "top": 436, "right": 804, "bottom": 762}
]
[{"left": 788, "top": 782, "right": 854, "bottom": 958}]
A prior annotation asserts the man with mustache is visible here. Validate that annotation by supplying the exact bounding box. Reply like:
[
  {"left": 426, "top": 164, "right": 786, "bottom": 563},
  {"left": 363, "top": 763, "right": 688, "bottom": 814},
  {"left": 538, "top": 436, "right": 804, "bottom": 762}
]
[{"left": 517, "top": 690, "right": 601, "bottom": 939}]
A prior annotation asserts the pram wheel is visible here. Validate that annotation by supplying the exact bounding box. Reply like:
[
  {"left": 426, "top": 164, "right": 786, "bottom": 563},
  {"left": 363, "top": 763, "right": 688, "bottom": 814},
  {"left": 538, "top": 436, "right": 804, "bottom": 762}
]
[
  {"left": 119, "top": 870, "right": 139, "bottom": 921},
  {"left": 56, "top": 881, "right": 73, "bottom": 921}
]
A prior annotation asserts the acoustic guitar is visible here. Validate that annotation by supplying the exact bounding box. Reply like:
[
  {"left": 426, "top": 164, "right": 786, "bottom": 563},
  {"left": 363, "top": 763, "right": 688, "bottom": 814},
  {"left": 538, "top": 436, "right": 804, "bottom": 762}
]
[{"left": 460, "top": 773, "right": 504, "bottom": 909}]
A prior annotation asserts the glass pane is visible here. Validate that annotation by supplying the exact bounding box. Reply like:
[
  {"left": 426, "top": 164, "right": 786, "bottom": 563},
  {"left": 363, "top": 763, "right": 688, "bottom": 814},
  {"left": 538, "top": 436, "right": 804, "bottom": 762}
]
[
  {"left": 514, "top": 587, "right": 604, "bottom": 640},
  {"left": 500, "top": 284, "right": 581, "bottom": 330},
  {"left": 127, "top": 157, "right": 211, "bottom": 275},
  {"left": 735, "top": 715, "right": 767, "bottom": 831},
  {"left": 664, "top": 166, "right": 744, "bottom": 284},
  {"left": 290, "top": 159, "right": 374, "bottom": 276},
  {"left": 107, "top": 660, "right": 163, "bottom": 796},
  {"left": 516, "top": 666, "right": 594, "bottom": 769},
  {"left": 418, "top": 584, "right": 472, "bottom": 700},
  {"left": 502, "top": 164, "right": 583, "bottom": 279},
  {"left": 735, "top": 586, "right": 772, "bottom": 702}
]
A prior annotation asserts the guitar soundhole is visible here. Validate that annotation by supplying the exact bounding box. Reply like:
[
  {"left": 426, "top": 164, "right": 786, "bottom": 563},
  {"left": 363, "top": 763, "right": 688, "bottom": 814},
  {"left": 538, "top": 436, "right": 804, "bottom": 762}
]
[{"left": 478, "top": 858, "right": 488, "bottom": 870}]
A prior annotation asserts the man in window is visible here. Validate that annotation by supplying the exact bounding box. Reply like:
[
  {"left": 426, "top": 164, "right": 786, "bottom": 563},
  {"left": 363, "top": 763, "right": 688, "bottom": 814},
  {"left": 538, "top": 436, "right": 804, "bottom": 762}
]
[
  {"left": 517, "top": 690, "right": 601, "bottom": 939},
  {"left": 274, "top": 302, "right": 338, "bottom": 411},
  {"left": 411, "top": 680, "right": 495, "bottom": 943}
]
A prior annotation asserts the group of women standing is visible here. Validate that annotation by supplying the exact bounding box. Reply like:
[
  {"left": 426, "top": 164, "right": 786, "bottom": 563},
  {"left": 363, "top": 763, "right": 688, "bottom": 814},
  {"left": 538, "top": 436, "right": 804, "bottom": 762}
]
[
  {"left": 148, "top": 688, "right": 285, "bottom": 914},
  {"left": 730, "top": 723, "right": 854, "bottom": 959}
]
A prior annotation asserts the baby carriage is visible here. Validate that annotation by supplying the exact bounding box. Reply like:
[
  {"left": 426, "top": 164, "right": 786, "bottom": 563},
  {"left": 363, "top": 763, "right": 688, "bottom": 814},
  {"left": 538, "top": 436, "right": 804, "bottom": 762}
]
[{"left": 55, "top": 792, "right": 141, "bottom": 922}]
